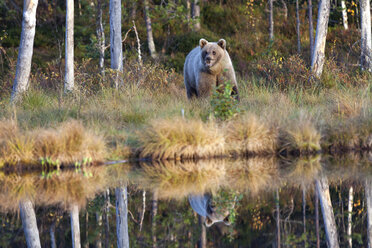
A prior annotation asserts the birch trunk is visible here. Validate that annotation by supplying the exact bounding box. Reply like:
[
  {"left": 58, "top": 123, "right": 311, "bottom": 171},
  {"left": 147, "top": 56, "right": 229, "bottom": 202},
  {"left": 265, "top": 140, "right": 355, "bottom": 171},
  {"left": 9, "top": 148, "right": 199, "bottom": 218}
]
[
  {"left": 311, "top": 0, "right": 330, "bottom": 78},
  {"left": 64, "top": 0, "right": 74, "bottom": 92},
  {"left": 308, "top": 0, "right": 314, "bottom": 62},
  {"left": 151, "top": 191, "right": 158, "bottom": 248},
  {"left": 110, "top": 0, "right": 123, "bottom": 88},
  {"left": 296, "top": 0, "right": 301, "bottom": 53},
  {"left": 10, "top": 0, "right": 39, "bottom": 103},
  {"left": 96, "top": 0, "right": 105, "bottom": 77},
  {"left": 198, "top": 215, "right": 206, "bottom": 248},
  {"left": 115, "top": 186, "right": 129, "bottom": 248},
  {"left": 70, "top": 204, "right": 81, "bottom": 248},
  {"left": 341, "top": 0, "right": 348, "bottom": 30},
  {"left": 281, "top": 0, "right": 288, "bottom": 21},
  {"left": 268, "top": 0, "right": 274, "bottom": 42},
  {"left": 315, "top": 176, "right": 339, "bottom": 248},
  {"left": 96, "top": 212, "right": 102, "bottom": 248},
  {"left": 104, "top": 188, "right": 110, "bottom": 248},
  {"left": 19, "top": 199, "right": 41, "bottom": 248},
  {"left": 347, "top": 186, "right": 353, "bottom": 248},
  {"left": 144, "top": 0, "right": 157, "bottom": 59},
  {"left": 366, "top": 178, "right": 372, "bottom": 248},
  {"left": 315, "top": 188, "right": 320, "bottom": 248},
  {"left": 192, "top": 0, "right": 201, "bottom": 31},
  {"left": 360, "top": 0, "right": 372, "bottom": 71},
  {"left": 84, "top": 212, "right": 89, "bottom": 248},
  {"left": 186, "top": 0, "right": 191, "bottom": 24}
]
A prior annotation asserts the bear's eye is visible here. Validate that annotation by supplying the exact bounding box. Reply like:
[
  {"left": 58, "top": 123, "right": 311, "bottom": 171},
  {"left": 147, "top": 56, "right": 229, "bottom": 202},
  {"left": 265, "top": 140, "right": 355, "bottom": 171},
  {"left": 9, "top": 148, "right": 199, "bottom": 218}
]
[{"left": 212, "top": 51, "right": 216, "bottom": 55}]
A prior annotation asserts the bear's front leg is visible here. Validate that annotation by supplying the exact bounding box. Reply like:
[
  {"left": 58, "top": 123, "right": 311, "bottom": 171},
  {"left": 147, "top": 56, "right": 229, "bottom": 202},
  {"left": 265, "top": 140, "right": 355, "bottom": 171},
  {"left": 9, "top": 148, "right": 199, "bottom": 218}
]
[{"left": 197, "top": 73, "right": 216, "bottom": 98}]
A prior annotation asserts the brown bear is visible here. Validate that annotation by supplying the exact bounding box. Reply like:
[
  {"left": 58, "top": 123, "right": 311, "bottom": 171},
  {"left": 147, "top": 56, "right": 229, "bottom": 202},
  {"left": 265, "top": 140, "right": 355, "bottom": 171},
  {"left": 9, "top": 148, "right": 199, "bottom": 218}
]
[{"left": 183, "top": 38, "right": 239, "bottom": 100}]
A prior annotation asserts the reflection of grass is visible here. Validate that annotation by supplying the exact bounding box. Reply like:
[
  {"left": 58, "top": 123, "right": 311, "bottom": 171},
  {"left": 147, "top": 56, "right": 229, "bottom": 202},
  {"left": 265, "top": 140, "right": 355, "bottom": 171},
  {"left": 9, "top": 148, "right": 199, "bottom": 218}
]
[
  {"left": 282, "top": 156, "right": 322, "bottom": 186},
  {"left": 0, "top": 120, "right": 106, "bottom": 167},
  {"left": 139, "top": 118, "right": 225, "bottom": 160}
]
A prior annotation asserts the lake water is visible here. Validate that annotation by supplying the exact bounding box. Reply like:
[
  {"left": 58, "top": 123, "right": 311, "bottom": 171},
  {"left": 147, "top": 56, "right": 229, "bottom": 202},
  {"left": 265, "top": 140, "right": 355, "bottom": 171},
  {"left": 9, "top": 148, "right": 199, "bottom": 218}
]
[{"left": 0, "top": 154, "right": 371, "bottom": 247}]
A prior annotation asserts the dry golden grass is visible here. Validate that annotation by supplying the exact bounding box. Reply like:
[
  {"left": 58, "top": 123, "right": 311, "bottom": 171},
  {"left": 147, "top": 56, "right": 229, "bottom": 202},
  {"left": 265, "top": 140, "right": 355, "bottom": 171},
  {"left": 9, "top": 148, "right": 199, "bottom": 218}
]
[
  {"left": 135, "top": 160, "right": 227, "bottom": 200},
  {"left": 0, "top": 119, "right": 107, "bottom": 167},
  {"left": 224, "top": 114, "right": 278, "bottom": 155},
  {"left": 139, "top": 118, "right": 225, "bottom": 160}
]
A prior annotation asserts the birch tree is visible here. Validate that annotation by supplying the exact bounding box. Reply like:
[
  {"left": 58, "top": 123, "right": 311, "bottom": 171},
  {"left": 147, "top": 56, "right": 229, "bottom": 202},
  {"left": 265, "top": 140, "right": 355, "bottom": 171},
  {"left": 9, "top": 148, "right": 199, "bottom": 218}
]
[
  {"left": 96, "top": 0, "right": 105, "bottom": 77},
  {"left": 115, "top": 186, "right": 129, "bottom": 248},
  {"left": 10, "top": 0, "right": 39, "bottom": 103},
  {"left": 268, "top": 0, "right": 274, "bottom": 42},
  {"left": 310, "top": 0, "right": 331, "bottom": 78},
  {"left": 347, "top": 186, "right": 354, "bottom": 248},
  {"left": 70, "top": 203, "right": 81, "bottom": 248},
  {"left": 110, "top": 0, "right": 123, "bottom": 88},
  {"left": 308, "top": 0, "right": 314, "bottom": 62},
  {"left": 315, "top": 176, "right": 339, "bottom": 248},
  {"left": 295, "top": 0, "right": 301, "bottom": 53},
  {"left": 151, "top": 191, "right": 158, "bottom": 248},
  {"left": 19, "top": 199, "right": 41, "bottom": 248},
  {"left": 341, "top": 0, "right": 348, "bottom": 30},
  {"left": 64, "top": 0, "right": 75, "bottom": 92},
  {"left": 144, "top": 0, "right": 157, "bottom": 59},
  {"left": 192, "top": 0, "right": 201, "bottom": 31},
  {"left": 360, "top": 0, "right": 372, "bottom": 71},
  {"left": 366, "top": 178, "right": 372, "bottom": 248}
]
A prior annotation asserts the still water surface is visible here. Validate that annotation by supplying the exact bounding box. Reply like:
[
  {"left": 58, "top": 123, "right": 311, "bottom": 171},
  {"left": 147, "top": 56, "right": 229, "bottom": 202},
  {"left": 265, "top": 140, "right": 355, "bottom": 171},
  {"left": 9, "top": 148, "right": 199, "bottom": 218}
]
[{"left": 0, "top": 154, "right": 371, "bottom": 247}]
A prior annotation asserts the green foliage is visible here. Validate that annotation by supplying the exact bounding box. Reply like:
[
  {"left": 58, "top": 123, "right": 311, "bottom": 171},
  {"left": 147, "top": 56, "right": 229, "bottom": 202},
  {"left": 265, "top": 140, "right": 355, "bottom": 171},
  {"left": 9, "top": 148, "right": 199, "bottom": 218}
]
[{"left": 210, "top": 80, "right": 240, "bottom": 121}]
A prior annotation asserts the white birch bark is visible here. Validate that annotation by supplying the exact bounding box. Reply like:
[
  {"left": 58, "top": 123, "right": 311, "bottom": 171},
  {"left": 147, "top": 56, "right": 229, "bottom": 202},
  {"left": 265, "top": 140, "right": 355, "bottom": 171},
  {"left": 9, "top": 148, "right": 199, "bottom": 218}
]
[
  {"left": 64, "top": 0, "right": 74, "bottom": 92},
  {"left": 95, "top": 212, "right": 102, "bottom": 248},
  {"left": 70, "top": 204, "right": 81, "bottom": 248},
  {"left": 296, "top": 0, "right": 301, "bottom": 53},
  {"left": 10, "top": 0, "right": 39, "bottom": 103},
  {"left": 341, "top": 0, "right": 348, "bottom": 30},
  {"left": 115, "top": 186, "right": 129, "bottom": 248},
  {"left": 360, "top": 0, "right": 372, "bottom": 71},
  {"left": 315, "top": 176, "right": 339, "bottom": 248},
  {"left": 96, "top": 0, "right": 105, "bottom": 77},
  {"left": 268, "top": 0, "right": 274, "bottom": 42},
  {"left": 311, "top": 0, "right": 331, "bottom": 78},
  {"left": 281, "top": 0, "right": 288, "bottom": 21},
  {"left": 193, "top": 0, "right": 201, "bottom": 31},
  {"left": 110, "top": 0, "right": 123, "bottom": 88},
  {"left": 104, "top": 188, "right": 110, "bottom": 248},
  {"left": 347, "top": 186, "right": 353, "bottom": 248},
  {"left": 19, "top": 199, "right": 41, "bottom": 248},
  {"left": 144, "top": 0, "right": 157, "bottom": 59},
  {"left": 366, "top": 178, "right": 372, "bottom": 248},
  {"left": 308, "top": 0, "right": 314, "bottom": 62}
]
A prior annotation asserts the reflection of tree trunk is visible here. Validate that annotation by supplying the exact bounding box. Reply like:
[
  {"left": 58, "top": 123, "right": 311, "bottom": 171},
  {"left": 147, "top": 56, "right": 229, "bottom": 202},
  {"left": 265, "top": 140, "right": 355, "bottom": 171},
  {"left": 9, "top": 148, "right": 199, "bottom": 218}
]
[
  {"left": 295, "top": 0, "right": 301, "bottom": 53},
  {"left": 20, "top": 199, "right": 41, "bottom": 248},
  {"left": 366, "top": 178, "right": 372, "bottom": 248},
  {"left": 198, "top": 215, "right": 206, "bottom": 248},
  {"left": 139, "top": 190, "right": 146, "bottom": 231},
  {"left": 70, "top": 204, "right": 81, "bottom": 248},
  {"left": 275, "top": 189, "right": 280, "bottom": 248},
  {"left": 315, "top": 176, "right": 339, "bottom": 248},
  {"left": 84, "top": 212, "right": 89, "bottom": 248},
  {"left": 151, "top": 191, "right": 158, "bottom": 248},
  {"left": 104, "top": 188, "right": 110, "bottom": 248},
  {"left": 302, "top": 187, "right": 306, "bottom": 247},
  {"left": 96, "top": 212, "right": 102, "bottom": 248},
  {"left": 315, "top": 187, "right": 320, "bottom": 248},
  {"left": 347, "top": 186, "right": 353, "bottom": 248},
  {"left": 50, "top": 221, "right": 57, "bottom": 248},
  {"left": 115, "top": 186, "right": 129, "bottom": 248}
]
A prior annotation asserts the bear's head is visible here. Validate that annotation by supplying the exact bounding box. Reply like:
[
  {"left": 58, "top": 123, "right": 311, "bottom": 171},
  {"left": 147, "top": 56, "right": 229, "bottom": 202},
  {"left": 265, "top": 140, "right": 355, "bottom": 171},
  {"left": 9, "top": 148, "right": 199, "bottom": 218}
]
[{"left": 199, "top": 38, "right": 226, "bottom": 69}]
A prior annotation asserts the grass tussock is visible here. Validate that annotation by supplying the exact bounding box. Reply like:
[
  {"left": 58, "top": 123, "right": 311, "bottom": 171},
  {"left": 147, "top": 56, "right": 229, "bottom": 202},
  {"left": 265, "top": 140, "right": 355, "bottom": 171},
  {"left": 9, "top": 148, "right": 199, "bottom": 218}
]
[
  {"left": 0, "top": 120, "right": 106, "bottom": 167},
  {"left": 139, "top": 118, "right": 225, "bottom": 160},
  {"left": 224, "top": 114, "right": 278, "bottom": 155}
]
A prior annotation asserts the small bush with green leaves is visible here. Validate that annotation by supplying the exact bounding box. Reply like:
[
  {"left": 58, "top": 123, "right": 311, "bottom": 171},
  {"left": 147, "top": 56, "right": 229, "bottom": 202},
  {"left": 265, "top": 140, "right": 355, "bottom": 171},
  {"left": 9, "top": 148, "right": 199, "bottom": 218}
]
[{"left": 210, "top": 81, "right": 240, "bottom": 121}]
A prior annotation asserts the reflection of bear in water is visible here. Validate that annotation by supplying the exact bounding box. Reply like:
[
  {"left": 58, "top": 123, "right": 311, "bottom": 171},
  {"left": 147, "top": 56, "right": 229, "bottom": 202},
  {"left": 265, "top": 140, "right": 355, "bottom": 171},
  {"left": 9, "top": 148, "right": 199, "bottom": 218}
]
[
  {"left": 183, "top": 38, "right": 239, "bottom": 100},
  {"left": 188, "top": 194, "right": 232, "bottom": 227}
]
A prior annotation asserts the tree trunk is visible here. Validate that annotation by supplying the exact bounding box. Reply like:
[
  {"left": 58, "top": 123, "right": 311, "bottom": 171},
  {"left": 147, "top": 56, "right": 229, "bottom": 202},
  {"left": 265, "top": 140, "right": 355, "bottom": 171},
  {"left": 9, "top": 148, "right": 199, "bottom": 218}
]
[
  {"left": 139, "top": 190, "right": 146, "bottom": 231},
  {"left": 96, "top": 0, "right": 105, "bottom": 77},
  {"left": 275, "top": 189, "right": 280, "bottom": 248},
  {"left": 347, "top": 186, "right": 353, "bottom": 248},
  {"left": 315, "top": 176, "right": 339, "bottom": 248},
  {"left": 308, "top": 0, "right": 314, "bottom": 62},
  {"left": 315, "top": 187, "right": 320, "bottom": 248},
  {"left": 268, "top": 0, "right": 274, "bottom": 42},
  {"left": 192, "top": 0, "right": 201, "bottom": 31},
  {"left": 360, "top": 0, "right": 372, "bottom": 71},
  {"left": 341, "top": 0, "right": 348, "bottom": 30},
  {"left": 198, "top": 215, "right": 206, "bottom": 248},
  {"left": 296, "top": 0, "right": 301, "bottom": 53},
  {"left": 70, "top": 204, "right": 81, "bottom": 248},
  {"left": 84, "top": 212, "right": 89, "bottom": 248},
  {"left": 310, "top": 0, "right": 330, "bottom": 78},
  {"left": 96, "top": 212, "right": 102, "bottom": 248},
  {"left": 104, "top": 188, "right": 110, "bottom": 248},
  {"left": 115, "top": 186, "right": 129, "bottom": 248},
  {"left": 366, "top": 178, "right": 372, "bottom": 248},
  {"left": 144, "top": 0, "right": 157, "bottom": 59},
  {"left": 10, "top": 0, "right": 39, "bottom": 103},
  {"left": 302, "top": 187, "right": 307, "bottom": 246},
  {"left": 151, "top": 191, "right": 158, "bottom": 248},
  {"left": 64, "top": 0, "right": 74, "bottom": 92},
  {"left": 50, "top": 221, "right": 57, "bottom": 248},
  {"left": 110, "top": 0, "right": 123, "bottom": 88},
  {"left": 280, "top": 0, "right": 287, "bottom": 21},
  {"left": 19, "top": 199, "right": 41, "bottom": 248},
  {"left": 186, "top": 0, "right": 191, "bottom": 24}
]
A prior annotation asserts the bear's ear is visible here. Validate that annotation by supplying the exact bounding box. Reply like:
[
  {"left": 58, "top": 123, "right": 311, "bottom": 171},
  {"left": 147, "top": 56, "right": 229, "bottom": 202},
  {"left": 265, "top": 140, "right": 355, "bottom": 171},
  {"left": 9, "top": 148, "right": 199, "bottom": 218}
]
[
  {"left": 217, "top": 39, "right": 226, "bottom": 49},
  {"left": 199, "top": 38, "right": 208, "bottom": 48}
]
